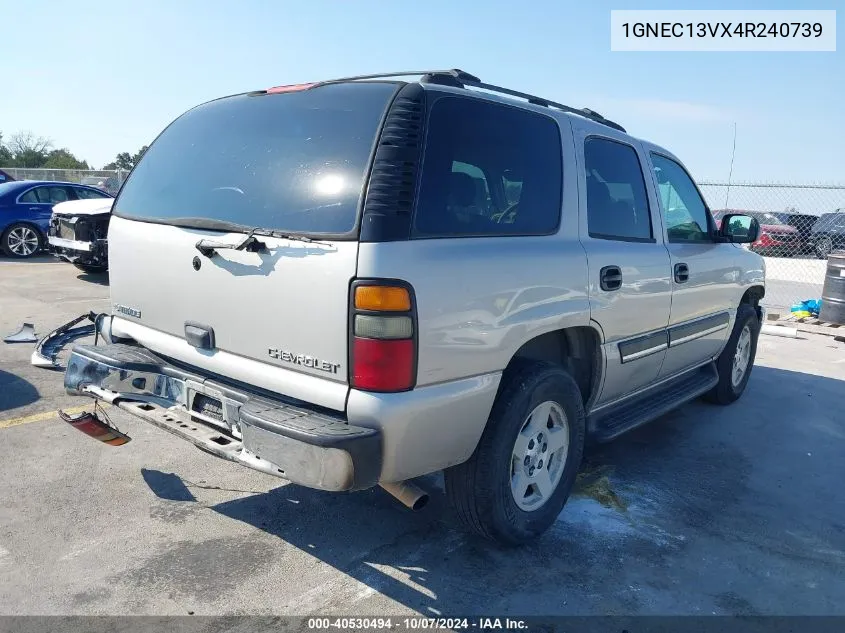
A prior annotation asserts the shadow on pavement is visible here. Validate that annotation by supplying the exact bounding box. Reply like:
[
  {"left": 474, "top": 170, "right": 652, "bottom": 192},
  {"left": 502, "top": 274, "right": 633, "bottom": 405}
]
[
  {"left": 0, "top": 369, "right": 39, "bottom": 412},
  {"left": 142, "top": 365, "right": 845, "bottom": 616},
  {"left": 0, "top": 254, "right": 56, "bottom": 264},
  {"left": 141, "top": 468, "right": 197, "bottom": 502},
  {"left": 76, "top": 270, "right": 109, "bottom": 286}
]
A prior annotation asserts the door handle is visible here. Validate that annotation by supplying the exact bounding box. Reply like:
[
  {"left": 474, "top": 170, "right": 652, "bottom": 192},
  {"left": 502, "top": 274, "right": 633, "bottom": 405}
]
[
  {"left": 600, "top": 265, "right": 623, "bottom": 291},
  {"left": 674, "top": 263, "right": 690, "bottom": 283}
]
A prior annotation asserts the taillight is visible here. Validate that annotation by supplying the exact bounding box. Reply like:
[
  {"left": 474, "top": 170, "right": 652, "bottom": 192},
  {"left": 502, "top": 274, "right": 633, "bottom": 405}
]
[
  {"left": 756, "top": 231, "right": 772, "bottom": 246},
  {"left": 350, "top": 281, "right": 416, "bottom": 392}
]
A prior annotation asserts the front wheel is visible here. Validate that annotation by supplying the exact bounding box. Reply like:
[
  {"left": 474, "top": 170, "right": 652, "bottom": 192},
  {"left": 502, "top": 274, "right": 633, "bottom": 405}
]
[
  {"left": 704, "top": 303, "right": 760, "bottom": 405},
  {"left": 2, "top": 223, "right": 42, "bottom": 258},
  {"left": 444, "top": 362, "right": 585, "bottom": 545}
]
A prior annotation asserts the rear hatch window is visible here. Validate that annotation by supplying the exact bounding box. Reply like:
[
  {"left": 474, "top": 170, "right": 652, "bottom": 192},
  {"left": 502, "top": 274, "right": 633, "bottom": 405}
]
[{"left": 114, "top": 82, "right": 398, "bottom": 236}]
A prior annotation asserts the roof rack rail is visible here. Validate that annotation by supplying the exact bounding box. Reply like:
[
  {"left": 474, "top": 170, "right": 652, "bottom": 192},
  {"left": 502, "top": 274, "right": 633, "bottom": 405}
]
[
  {"left": 316, "top": 69, "right": 481, "bottom": 87},
  {"left": 301, "top": 69, "right": 625, "bottom": 133},
  {"left": 424, "top": 73, "right": 626, "bottom": 133}
]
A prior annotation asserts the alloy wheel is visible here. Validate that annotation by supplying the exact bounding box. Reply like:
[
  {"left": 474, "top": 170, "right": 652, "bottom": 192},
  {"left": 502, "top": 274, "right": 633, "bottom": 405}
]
[
  {"left": 510, "top": 401, "right": 569, "bottom": 511},
  {"left": 7, "top": 226, "right": 39, "bottom": 257},
  {"left": 731, "top": 325, "right": 752, "bottom": 387}
]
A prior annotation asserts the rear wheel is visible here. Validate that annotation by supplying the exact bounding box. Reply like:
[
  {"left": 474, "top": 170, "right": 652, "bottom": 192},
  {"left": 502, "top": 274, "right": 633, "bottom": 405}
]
[
  {"left": 444, "top": 362, "right": 585, "bottom": 545},
  {"left": 2, "top": 223, "right": 42, "bottom": 258},
  {"left": 704, "top": 303, "right": 760, "bottom": 405}
]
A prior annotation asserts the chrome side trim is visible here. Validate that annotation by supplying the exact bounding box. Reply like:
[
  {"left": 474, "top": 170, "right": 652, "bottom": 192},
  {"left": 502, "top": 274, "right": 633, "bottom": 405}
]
[
  {"left": 670, "top": 323, "right": 728, "bottom": 347},
  {"left": 618, "top": 330, "right": 668, "bottom": 364},
  {"left": 668, "top": 311, "right": 730, "bottom": 348},
  {"left": 622, "top": 342, "right": 668, "bottom": 362}
]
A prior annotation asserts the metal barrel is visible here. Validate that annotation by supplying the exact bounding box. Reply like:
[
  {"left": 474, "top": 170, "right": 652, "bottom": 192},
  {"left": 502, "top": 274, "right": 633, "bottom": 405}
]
[{"left": 819, "top": 252, "right": 845, "bottom": 325}]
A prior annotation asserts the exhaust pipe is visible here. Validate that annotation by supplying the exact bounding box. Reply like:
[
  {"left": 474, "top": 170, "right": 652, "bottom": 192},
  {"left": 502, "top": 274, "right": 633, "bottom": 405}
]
[{"left": 380, "top": 481, "right": 429, "bottom": 511}]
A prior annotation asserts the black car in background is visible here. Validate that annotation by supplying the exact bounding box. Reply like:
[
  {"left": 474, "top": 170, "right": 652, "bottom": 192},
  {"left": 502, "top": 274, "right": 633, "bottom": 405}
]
[
  {"left": 770, "top": 212, "right": 820, "bottom": 253},
  {"left": 808, "top": 210, "right": 845, "bottom": 258}
]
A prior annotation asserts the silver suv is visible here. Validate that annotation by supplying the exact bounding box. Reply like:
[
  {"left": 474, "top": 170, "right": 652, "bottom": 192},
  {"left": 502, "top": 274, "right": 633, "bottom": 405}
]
[{"left": 52, "top": 70, "right": 765, "bottom": 544}]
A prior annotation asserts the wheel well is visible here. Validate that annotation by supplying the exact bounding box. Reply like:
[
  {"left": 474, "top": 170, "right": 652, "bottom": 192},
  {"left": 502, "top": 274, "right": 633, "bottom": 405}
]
[
  {"left": 741, "top": 286, "right": 765, "bottom": 321},
  {"left": 741, "top": 286, "right": 765, "bottom": 306},
  {"left": 506, "top": 327, "right": 600, "bottom": 407}
]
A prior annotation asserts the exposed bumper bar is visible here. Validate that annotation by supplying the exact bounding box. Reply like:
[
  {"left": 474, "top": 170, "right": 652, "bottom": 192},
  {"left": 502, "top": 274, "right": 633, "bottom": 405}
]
[
  {"left": 48, "top": 236, "right": 91, "bottom": 252},
  {"left": 64, "top": 342, "right": 382, "bottom": 491}
]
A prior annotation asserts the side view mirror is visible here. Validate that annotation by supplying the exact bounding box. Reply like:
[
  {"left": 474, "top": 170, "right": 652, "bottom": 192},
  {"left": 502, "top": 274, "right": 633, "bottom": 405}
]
[{"left": 717, "top": 213, "right": 760, "bottom": 244}]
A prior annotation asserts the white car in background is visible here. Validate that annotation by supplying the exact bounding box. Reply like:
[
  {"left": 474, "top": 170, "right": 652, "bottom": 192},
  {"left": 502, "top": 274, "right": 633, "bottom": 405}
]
[
  {"left": 80, "top": 175, "right": 121, "bottom": 196},
  {"left": 48, "top": 198, "right": 114, "bottom": 272}
]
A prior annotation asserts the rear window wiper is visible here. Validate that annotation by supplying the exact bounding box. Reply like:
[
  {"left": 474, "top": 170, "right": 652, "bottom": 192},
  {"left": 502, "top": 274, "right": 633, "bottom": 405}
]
[
  {"left": 248, "top": 227, "right": 333, "bottom": 246},
  {"left": 195, "top": 232, "right": 266, "bottom": 257},
  {"left": 195, "top": 227, "right": 332, "bottom": 257}
]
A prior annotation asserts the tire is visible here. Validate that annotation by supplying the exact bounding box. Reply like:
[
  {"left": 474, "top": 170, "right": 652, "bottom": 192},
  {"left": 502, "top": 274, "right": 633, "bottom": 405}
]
[
  {"left": 73, "top": 262, "right": 108, "bottom": 274},
  {"left": 444, "top": 361, "right": 586, "bottom": 545},
  {"left": 1, "top": 223, "right": 43, "bottom": 258},
  {"left": 704, "top": 303, "right": 760, "bottom": 405},
  {"left": 816, "top": 236, "right": 833, "bottom": 259}
]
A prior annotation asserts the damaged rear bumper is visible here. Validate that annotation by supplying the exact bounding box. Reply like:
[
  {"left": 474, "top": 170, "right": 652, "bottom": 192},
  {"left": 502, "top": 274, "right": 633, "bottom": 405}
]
[{"left": 64, "top": 342, "right": 381, "bottom": 491}]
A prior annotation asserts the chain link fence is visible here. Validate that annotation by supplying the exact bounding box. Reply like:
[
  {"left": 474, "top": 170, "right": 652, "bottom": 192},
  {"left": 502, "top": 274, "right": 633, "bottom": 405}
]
[
  {"left": 698, "top": 181, "right": 845, "bottom": 310},
  {"left": 0, "top": 167, "right": 129, "bottom": 195}
]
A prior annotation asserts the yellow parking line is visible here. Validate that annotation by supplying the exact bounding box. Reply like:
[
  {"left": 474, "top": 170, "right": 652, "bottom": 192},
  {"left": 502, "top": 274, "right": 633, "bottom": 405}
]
[{"left": 0, "top": 403, "right": 110, "bottom": 430}]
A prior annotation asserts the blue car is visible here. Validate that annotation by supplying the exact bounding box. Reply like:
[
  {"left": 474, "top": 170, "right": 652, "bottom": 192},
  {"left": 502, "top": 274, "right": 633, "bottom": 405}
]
[{"left": 0, "top": 181, "right": 112, "bottom": 258}]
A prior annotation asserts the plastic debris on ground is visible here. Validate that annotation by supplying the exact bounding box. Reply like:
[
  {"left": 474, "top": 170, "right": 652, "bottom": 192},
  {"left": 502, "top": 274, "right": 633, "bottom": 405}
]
[
  {"left": 3, "top": 323, "right": 37, "bottom": 343},
  {"left": 791, "top": 299, "right": 823, "bottom": 318}
]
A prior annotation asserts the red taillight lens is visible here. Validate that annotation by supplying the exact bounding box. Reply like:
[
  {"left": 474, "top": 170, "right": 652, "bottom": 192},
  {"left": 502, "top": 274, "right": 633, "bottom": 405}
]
[
  {"left": 59, "top": 408, "right": 130, "bottom": 446},
  {"left": 352, "top": 338, "right": 414, "bottom": 392},
  {"left": 756, "top": 231, "right": 773, "bottom": 246}
]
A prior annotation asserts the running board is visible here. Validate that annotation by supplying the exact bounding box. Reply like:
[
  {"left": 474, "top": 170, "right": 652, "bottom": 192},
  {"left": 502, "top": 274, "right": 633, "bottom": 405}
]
[{"left": 588, "top": 362, "right": 719, "bottom": 442}]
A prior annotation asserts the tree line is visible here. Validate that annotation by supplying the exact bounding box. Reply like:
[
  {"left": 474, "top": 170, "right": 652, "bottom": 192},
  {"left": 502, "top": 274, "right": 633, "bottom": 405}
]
[{"left": 0, "top": 130, "right": 147, "bottom": 171}]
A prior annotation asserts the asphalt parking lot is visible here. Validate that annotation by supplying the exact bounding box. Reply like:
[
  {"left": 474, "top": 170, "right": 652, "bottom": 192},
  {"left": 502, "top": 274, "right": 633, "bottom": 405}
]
[{"left": 1, "top": 256, "right": 844, "bottom": 616}]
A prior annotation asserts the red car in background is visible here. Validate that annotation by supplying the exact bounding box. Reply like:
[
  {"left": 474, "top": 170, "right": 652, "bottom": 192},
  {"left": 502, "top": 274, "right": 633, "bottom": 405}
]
[{"left": 711, "top": 209, "right": 802, "bottom": 257}]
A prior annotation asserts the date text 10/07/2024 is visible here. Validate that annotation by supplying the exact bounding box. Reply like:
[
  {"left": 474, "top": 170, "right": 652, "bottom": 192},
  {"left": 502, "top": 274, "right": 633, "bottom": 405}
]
[{"left": 306, "top": 617, "right": 529, "bottom": 630}]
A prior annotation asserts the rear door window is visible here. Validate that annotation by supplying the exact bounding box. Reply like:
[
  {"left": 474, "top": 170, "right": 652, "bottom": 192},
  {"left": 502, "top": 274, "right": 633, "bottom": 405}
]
[
  {"left": 20, "top": 186, "right": 72, "bottom": 204},
  {"left": 113, "top": 82, "right": 398, "bottom": 235},
  {"left": 584, "top": 138, "right": 652, "bottom": 241},
  {"left": 19, "top": 189, "right": 39, "bottom": 203},
  {"left": 74, "top": 186, "right": 111, "bottom": 200},
  {"left": 413, "top": 96, "right": 562, "bottom": 238}
]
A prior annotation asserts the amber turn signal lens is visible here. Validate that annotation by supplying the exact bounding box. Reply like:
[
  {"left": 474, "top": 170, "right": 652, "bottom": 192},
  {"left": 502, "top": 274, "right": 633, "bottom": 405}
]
[{"left": 354, "top": 286, "right": 411, "bottom": 312}]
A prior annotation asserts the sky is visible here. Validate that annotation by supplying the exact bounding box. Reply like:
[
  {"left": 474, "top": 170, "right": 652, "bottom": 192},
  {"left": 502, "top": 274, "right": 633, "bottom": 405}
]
[{"left": 0, "top": 0, "right": 842, "bottom": 186}]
